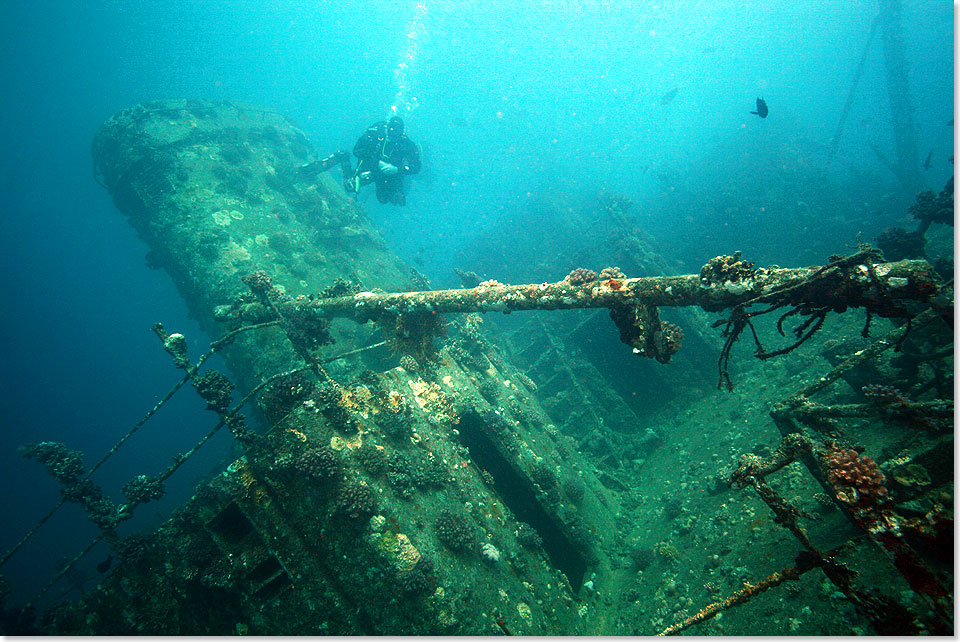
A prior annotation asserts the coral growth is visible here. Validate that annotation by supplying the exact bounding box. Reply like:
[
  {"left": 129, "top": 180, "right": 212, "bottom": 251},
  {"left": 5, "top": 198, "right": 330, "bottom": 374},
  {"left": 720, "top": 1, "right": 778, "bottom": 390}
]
[
  {"left": 565, "top": 268, "right": 598, "bottom": 285},
  {"left": 19, "top": 442, "right": 85, "bottom": 484},
  {"left": 599, "top": 266, "right": 626, "bottom": 281},
  {"left": 698, "top": 251, "right": 758, "bottom": 286},
  {"left": 876, "top": 227, "right": 926, "bottom": 261},
  {"left": 319, "top": 278, "right": 361, "bottom": 299},
  {"left": 19, "top": 443, "right": 123, "bottom": 531},
  {"left": 630, "top": 544, "right": 656, "bottom": 570},
  {"left": 161, "top": 332, "right": 190, "bottom": 368},
  {"left": 279, "top": 304, "right": 334, "bottom": 353},
  {"left": 908, "top": 179, "right": 954, "bottom": 230},
  {"left": 562, "top": 476, "right": 586, "bottom": 504},
  {"left": 114, "top": 534, "right": 154, "bottom": 567},
  {"left": 399, "top": 355, "right": 419, "bottom": 373},
  {"left": 516, "top": 522, "right": 543, "bottom": 549},
  {"left": 354, "top": 443, "right": 388, "bottom": 476},
  {"left": 480, "top": 542, "right": 501, "bottom": 563},
  {"left": 654, "top": 321, "right": 684, "bottom": 359},
  {"left": 397, "top": 555, "right": 436, "bottom": 596},
  {"left": 378, "top": 391, "right": 414, "bottom": 438},
  {"left": 862, "top": 384, "right": 908, "bottom": 405},
  {"left": 389, "top": 311, "right": 447, "bottom": 363},
  {"left": 242, "top": 269, "right": 274, "bottom": 295},
  {"left": 530, "top": 459, "right": 559, "bottom": 493},
  {"left": 334, "top": 481, "right": 378, "bottom": 523},
  {"left": 296, "top": 446, "right": 343, "bottom": 482},
  {"left": 820, "top": 447, "right": 888, "bottom": 509},
  {"left": 122, "top": 474, "right": 165, "bottom": 505},
  {"left": 434, "top": 509, "right": 476, "bottom": 552},
  {"left": 192, "top": 369, "right": 235, "bottom": 412},
  {"left": 258, "top": 372, "right": 314, "bottom": 421}
]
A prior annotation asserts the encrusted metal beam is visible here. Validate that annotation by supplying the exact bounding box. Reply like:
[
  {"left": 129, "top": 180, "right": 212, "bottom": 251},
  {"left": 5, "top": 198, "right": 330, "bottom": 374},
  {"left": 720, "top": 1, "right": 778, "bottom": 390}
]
[{"left": 306, "top": 258, "right": 939, "bottom": 321}]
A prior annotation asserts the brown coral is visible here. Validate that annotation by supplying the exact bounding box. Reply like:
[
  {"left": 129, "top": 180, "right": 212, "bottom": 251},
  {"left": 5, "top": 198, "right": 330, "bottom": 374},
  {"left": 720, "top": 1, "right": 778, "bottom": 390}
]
[
  {"left": 820, "top": 448, "right": 888, "bottom": 509},
  {"left": 565, "top": 268, "right": 598, "bottom": 286}
]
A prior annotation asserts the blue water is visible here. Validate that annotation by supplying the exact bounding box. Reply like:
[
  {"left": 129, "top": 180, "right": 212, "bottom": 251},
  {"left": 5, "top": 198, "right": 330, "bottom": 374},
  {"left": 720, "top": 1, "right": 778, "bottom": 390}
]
[{"left": 0, "top": 0, "right": 952, "bottom": 612}]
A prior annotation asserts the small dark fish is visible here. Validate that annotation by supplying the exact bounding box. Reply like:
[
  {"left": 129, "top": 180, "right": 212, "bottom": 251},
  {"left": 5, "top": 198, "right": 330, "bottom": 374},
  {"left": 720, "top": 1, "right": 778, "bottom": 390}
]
[
  {"left": 947, "top": 119, "right": 954, "bottom": 126},
  {"left": 701, "top": 46, "right": 717, "bottom": 55},
  {"left": 452, "top": 117, "right": 469, "bottom": 128},
  {"left": 750, "top": 97, "right": 768, "bottom": 118},
  {"left": 660, "top": 87, "right": 679, "bottom": 105},
  {"left": 96, "top": 555, "right": 113, "bottom": 574},
  {"left": 923, "top": 149, "right": 933, "bottom": 170}
]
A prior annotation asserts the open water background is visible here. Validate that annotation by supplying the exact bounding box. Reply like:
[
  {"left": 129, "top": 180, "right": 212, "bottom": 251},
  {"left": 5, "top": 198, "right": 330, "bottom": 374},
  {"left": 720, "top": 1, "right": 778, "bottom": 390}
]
[{"left": 0, "top": 0, "right": 952, "bottom": 612}]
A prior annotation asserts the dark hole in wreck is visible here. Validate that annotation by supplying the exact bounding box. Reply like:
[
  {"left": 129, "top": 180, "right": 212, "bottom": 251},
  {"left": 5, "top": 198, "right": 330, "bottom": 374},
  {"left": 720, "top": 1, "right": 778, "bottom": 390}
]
[{"left": 457, "top": 411, "right": 589, "bottom": 592}]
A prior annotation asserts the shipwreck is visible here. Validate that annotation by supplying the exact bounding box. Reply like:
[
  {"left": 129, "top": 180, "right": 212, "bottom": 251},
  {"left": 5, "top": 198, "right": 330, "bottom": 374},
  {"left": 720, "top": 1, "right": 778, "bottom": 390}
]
[{"left": 0, "top": 100, "right": 951, "bottom": 635}]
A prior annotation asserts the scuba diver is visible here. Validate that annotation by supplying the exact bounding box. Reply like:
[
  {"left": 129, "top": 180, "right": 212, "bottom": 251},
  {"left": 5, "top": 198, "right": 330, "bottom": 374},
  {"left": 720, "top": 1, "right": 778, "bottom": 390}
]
[{"left": 298, "top": 116, "right": 421, "bottom": 206}]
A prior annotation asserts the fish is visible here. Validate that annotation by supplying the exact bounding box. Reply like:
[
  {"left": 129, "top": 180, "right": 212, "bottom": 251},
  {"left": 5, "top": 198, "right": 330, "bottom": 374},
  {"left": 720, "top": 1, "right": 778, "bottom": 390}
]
[
  {"left": 96, "top": 555, "right": 113, "bottom": 574},
  {"left": 750, "top": 97, "right": 768, "bottom": 118},
  {"left": 660, "top": 87, "right": 679, "bottom": 105},
  {"left": 948, "top": 119, "right": 954, "bottom": 126},
  {"left": 923, "top": 149, "right": 933, "bottom": 170}
]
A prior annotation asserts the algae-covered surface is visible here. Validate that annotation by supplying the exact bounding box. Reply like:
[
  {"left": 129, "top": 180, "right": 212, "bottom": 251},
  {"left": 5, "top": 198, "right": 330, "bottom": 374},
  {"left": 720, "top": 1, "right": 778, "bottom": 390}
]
[
  {"left": 0, "top": 3, "right": 952, "bottom": 637},
  {"left": 8, "top": 99, "right": 944, "bottom": 637}
]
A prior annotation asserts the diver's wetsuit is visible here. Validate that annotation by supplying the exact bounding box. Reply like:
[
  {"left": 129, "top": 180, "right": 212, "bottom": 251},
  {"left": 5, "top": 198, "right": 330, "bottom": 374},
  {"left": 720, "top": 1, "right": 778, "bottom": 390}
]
[
  {"left": 299, "top": 120, "right": 421, "bottom": 206},
  {"left": 351, "top": 121, "right": 421, "bottom": 205}
]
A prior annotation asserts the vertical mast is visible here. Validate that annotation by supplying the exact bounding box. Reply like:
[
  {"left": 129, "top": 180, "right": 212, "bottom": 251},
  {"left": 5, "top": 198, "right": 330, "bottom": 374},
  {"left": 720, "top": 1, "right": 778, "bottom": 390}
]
[{"left": 878, "top": 0, "right": 922, "bottom": 192}]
